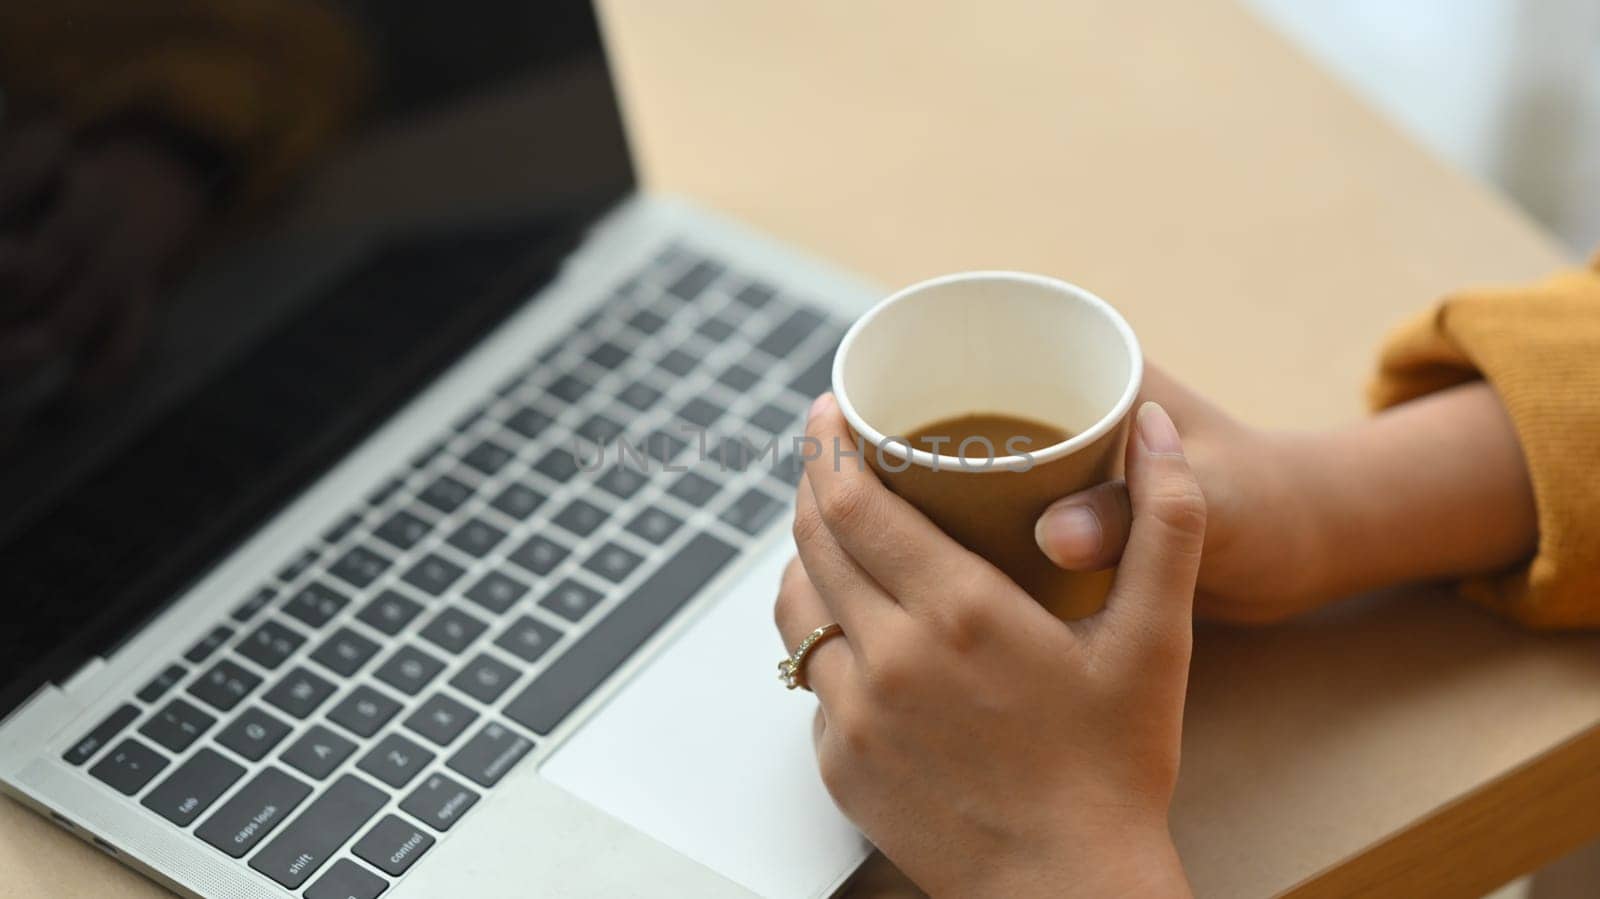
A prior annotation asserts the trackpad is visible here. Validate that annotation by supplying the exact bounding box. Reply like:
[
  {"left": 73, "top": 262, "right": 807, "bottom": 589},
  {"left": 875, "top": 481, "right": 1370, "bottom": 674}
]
[{"left": 541, "top": 541, "right": 870, "bottom": 899}]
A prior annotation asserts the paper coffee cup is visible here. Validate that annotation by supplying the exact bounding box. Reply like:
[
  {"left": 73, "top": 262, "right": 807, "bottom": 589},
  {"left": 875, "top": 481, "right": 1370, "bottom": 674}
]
[{"left": 831, "top": 271, "right": 1143, "bottom": 619}]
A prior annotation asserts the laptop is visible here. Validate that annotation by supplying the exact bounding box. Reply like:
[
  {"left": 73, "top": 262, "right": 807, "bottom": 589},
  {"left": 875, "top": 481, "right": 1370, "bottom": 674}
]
[{"left": 0, "top": 2, "right": 876, "bottom": 896}]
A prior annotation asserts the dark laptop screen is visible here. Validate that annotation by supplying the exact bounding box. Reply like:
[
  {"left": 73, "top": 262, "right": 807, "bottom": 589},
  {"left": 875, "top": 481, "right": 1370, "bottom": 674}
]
[{"left": 0, "top": 1, "right": 634, "bottom": 715}]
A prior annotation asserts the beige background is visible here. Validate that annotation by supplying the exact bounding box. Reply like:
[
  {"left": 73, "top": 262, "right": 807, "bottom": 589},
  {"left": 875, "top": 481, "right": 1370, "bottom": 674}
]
[{"left": 4, "top": 1, "right": 1593, "bottom": 897}]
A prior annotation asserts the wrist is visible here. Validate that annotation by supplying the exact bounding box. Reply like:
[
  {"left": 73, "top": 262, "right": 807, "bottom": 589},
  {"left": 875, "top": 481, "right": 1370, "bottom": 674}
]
[{"left": 948, "top": 818, "right": 1191, "bottom": 899}]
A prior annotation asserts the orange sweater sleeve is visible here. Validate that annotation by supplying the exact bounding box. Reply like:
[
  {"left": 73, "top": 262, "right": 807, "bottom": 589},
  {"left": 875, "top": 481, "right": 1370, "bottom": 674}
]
[{"left": 1369, "top": 252, "right": 1600, "bottom": 630}]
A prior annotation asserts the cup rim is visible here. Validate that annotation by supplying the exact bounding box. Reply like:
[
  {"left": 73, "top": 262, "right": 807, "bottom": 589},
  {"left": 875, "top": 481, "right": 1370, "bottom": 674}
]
[{"left": 830, "top": 270, "right": 1144, "bottom": 474}]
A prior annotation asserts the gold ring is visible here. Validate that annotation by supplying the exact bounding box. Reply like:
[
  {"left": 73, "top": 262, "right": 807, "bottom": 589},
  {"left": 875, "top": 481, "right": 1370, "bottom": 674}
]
[{"left": 778, "top": 623, "right": 844, "bottom": 691}]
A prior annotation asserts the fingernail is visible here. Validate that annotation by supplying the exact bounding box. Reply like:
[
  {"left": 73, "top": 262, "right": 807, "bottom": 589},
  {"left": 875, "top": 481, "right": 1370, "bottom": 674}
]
[
  {"left": 1137, "top": 401, "right": 1182, "bottom": 455},
  {"left": 809, "top": 392, "right": 835, "bottom": 422},
  {"left": 1036, "top": 503, "right": 1101, "bottom": 565}
]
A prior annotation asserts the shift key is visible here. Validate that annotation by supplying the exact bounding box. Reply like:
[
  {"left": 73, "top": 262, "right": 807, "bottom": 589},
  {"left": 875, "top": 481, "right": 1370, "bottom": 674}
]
[
  {"left": 196, "top": 767, "right": 310, "bottom": 858},
  {"left": 250, "top": 775, "right": 387, "bottom": 889}
]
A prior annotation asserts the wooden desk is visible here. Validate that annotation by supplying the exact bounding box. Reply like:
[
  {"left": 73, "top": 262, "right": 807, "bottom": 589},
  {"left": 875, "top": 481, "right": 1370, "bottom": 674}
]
[{"left": 5, "top": 1, "right": 1594, "bottom": 897}]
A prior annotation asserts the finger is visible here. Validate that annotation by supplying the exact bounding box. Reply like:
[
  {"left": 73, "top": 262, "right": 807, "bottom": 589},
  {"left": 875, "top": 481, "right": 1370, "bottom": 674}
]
[
  {"left": 1096, "top": 402, "right": 1206, "bottom": 654},
  {"left": 800, "top": 392, "right": 987, "bottom": 604},
  {"left": 773, "top": 556, "right": 855, "bottom": 702},
  {"left": 1035, "top": 479, "right": 1132, "bottom": 571},
  {"left": 792, "top": 472, "right": 898, "bottom": 636}
]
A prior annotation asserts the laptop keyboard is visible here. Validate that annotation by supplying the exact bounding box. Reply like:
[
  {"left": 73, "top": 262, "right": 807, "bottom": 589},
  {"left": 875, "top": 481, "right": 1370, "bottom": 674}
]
[{"left": 59, "top": 242, "right": 843, "bottom": 895}]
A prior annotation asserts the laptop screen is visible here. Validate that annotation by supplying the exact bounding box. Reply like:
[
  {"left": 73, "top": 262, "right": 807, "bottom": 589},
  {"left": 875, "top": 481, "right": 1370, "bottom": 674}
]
[{"left": 0, "top": 0, "right": 634, "bottom": 715}]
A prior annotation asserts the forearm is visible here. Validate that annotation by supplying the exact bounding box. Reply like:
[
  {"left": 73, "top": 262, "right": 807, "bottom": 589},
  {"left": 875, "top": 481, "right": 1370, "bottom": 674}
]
[{"left": 1284, "top": 381, "right": 1537, "bottom": 602}]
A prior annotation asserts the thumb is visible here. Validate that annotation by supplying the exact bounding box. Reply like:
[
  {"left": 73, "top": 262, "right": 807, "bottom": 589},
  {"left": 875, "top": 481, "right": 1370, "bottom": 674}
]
[{"left": 1096, "top": 402, "right": 1206, "bottom": 653}]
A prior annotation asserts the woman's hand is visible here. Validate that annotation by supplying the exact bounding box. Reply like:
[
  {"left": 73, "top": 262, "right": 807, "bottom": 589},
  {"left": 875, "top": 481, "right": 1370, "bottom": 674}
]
[
  {"left": 1035, "top": 365, "right": 1538, "bottom": 623},
  {"left": 776, "top": 394, "right": 1201, "bottom": 898},
  {"left": 1036, "top": 364, "right": 1322, "bottom": 622}
]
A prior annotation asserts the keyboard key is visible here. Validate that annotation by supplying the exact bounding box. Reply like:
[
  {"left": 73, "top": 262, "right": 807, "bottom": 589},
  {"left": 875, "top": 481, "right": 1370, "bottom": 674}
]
[
  {"left": 642, "top": 428, "right": 689, "bottom": 464},
  {"left": 184, "top": 626, "right": 234, "bottom": 664},
  {"left": 264, "top": 667, "right": 337, "bottom": 719},
  {"left": 281, "top": 724, "right": 357, "bottom": 780},
  {"left": 138, "top": 698, "right": 215, "bottom": 752},
  {"left": 447, "top": 518, "right": 507, "bottom": 558},
  {"left": 404, "top": 693, "right": 477, "bottom": 747},
  {"left": 582, "top": 543, "right": 645, "bottom": 584},
  {"left": 625, "top": 506, "right": 683, "bottom": 545},
  {"left": 136, "top": 665, "right": 187, "bottom": 704},
  {"left": 617, "top": 379, "right": 662, "bottom": 411},
  {"left": 402, "top": 554, "right": 465, "bottom": 596},
  {"left": 447, "top": 722, "right": 533, "bottom": 788},
  {"left": 323, "top": 513, "right": 363, "bottom": 545},
  {"left": 310, "top": 627, "right": 381, "bottom": 677},
  {"left": 452, "top": 405, "right": 487, "bottom": 432},
  {"left": 366, "top": 477, "right": 405, "bottom": 507},
  {"left": 239, "top": 619, "right": 306, "bottom": 670},
  {"left": 505, "top": 533, "right": 736, "bottom": 735},
  {"left": 231, "top": 587, "right": 276, "bottom": 623},
  {"left": 357, "top": 590, "right": 423, "bottom": 637},
  {"left": 285, "top": 583, "right": 350, "bottom": 630},
  {"left": 250, "top": 774, "right": 386, "bottom": 890},
  {"left": 770, "top": 452, "right": 806, "bottom": 486},
  {"left": 63, "top": 704, "right": 139, "bottom": 765},
  {"left": 717, "top": 362, "right": 761, "bottom": 392},
  {"left": 278, "top": 550, "right": 319, "bottom": 584},
  {"left": 189, "top": 659, "right": 262, "bottom": 712},
  {"left": 494, "top": 616, "right": 562, "bottom": 664},
  {"left": 329, "top": 545, "right": 392, "bottom": 590},
  {"left": 719, "top": 487, "right": 786, "bottom": 535},
  {"left": 89, "top": 738, "right": 169, "bottom": 795},
  {"left": 734, "top": 281, "right": 776, "bottom": 308},
  {"left": 625, "top": 307, "right": 667, "bottom": 335},
  {"left": 353, "top": 815, "right": 435, "bottom": 876},
  {"left": 677, "top": 397, "right": 723, "bottom": 429},
  {"left": 450, "top": 654, "right": 518, "bottom": 704},
  {"left": 419, "top": 606, "right": 488, "bottom": 655},
  {"left": 411, "top": 440, "right": 447, "bottom": 469},
  {"left": 141, "top": 748, "right": 242, "bottom": 826},
  {"left": 547, "top": 374, "right": 591, "bottom": 404},
  {"left": 576, "top": 412, "right": 625, "bottom": 446},
  {"left": 532, "top": 446, "right": 580, "bottom": 483},
  {"left": 503, "top": 405, "right": 554, "bottom": 440},
  {"left": 668, "top": 472, "right": 720, "bottom": 507},
  {"left": 306, "top": 860, "right": 389, "bottom": 899},
  {"left": 419, "top": 474, "right": 473, "bottom": 514},
  {"left": 215, "top": 707, "right": 291, "bottom": 761},
  {"left": 587, "top": 341, "right": 630, "bottom": 369},
  {"left": 667, "top": 259, "right": 723, "bottom": 300},
  {"left": 656, "top": 348, "right": 697, "bottom": 378},
  {"left": 373, "top": 646, "right": 446, "bottom": 696},
  {"left": 749, "top": 402, "right": 794, "bottom": 435},
  {"left": 401, "top": 773, "right": 479, "bottom": 832},
  {"left": 489, "top": 482, "right": 545, "bottom": 520},
  {"left": 358, "top": 733, "right": 434, "bottom": 789},
  {"left": 462, "top": 439, "right": 514, "bottom": 476},
  {"left": 596, "top": 465, "right": 648, "bottom": 500},
  {"left": 757, "top": 307, "right": 827, "bottom": 358},
  {"left": 464, "top": 571, "right": 528, "bottom": 615},
  {"left": 196, "top": 767, "right": 311, "bottom": 858},
  {"left": 696, "top": 313, "right": 738, "bottom": 341},
  {"left": 539, "top": 579, "right": 605, "bottom": 623},
  {"left": 552, "top": 499, "right": 606, "bottom": 538},
  {"left": 788, "top": 341, "right": 839, "bottom": 399},
  {"left": 374, "top": 509, "right": 431, "bottom": 551},
  {"left": 328, "top": 685, "right": 402, "bottom": 739},
  {"left": 508, "top": 534, "right": 569, "bottom": 577}
]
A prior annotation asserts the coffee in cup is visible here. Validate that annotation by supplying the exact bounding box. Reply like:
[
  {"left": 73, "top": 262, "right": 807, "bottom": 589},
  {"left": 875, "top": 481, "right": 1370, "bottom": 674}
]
[{"left": 830, "top": 271, "right": 1142, "bottom": 619}]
